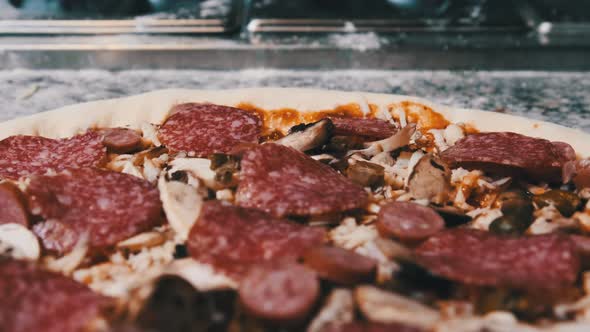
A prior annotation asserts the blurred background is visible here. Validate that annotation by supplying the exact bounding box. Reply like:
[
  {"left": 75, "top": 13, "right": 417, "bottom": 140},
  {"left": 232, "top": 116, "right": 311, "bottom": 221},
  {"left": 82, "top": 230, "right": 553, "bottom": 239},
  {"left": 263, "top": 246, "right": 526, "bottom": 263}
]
[{"left": 0, "top": 0, "right": 588, "bottom": 128}]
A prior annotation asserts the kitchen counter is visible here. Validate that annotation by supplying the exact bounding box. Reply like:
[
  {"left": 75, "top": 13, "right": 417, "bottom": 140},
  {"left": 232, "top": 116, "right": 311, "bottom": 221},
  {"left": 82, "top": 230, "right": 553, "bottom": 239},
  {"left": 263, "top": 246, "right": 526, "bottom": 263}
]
[{"left": 1, "top": 69, "right": 589, "bottom": 131}]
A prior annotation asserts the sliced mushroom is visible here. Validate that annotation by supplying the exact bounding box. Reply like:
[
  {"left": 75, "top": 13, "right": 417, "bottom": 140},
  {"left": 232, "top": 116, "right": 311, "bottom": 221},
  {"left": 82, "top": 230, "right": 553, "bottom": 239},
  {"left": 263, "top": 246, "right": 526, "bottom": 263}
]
[
  {"left": 407, "top": 153, "right": 451, "bottom": 205},
  {"left": 345, "top": 159, "right": 385, "bottom": 187},
  {"left": 166, "top": 157, "right": 216, "bottom": 189},
  {"left": 166, "top": 258, "right": 237, "bottom": 291},
  {"left": 158, "top": 176, "right": 203, "bottom": 241},
  {"left": 0, "top": 223, "right": 40, "bottom": 261},
  {"left": 307, "top": 289, "right": 355, "bottom": 332},
  {"left": 209, "top": 154, "right": 240, "bottom": 189},
  {"left": 354, "top": 285, "right": 440, "bottom": 329},
  {"left": 117, "top": 232, "right": 167, "bottom": 252},
  {"left": 275, "top": 119, "right": 334, "bottom": 152},
  {"left": 348, "top": 124, "right": 416, "bottom": 158}
]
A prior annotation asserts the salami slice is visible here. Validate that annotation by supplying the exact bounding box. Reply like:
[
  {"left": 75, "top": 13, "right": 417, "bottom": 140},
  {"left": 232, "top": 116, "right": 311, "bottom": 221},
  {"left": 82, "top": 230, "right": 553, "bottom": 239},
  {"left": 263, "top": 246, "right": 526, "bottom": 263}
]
[
  {"left": 27, "top": 167, "right": 163, "bottom": 253},
  {"left": 187, "top": 201, "right": 326, "bottom": 277},
  {"left": 102, "top": 128, "right": 143, "bottom": 154},
  {"left": 440, "top": 132, "right": 574, "bottom": 183},
  {"left": 158, "top": 103, "right": 262, "bottom": 157},
  {"left": 0, "top": 132, "right": 106, "bottom": 180},
  {"left": 376, "top": 202, "right": 445, "bottom": 243},
  {"left": 0, "top": 182, "right": 29, "bottom": 227},
  {"left": 236, "top": 143, "right": 368, "bottom": 217},
  {"left": 303, "top": 246, "right": 377, "bottom": 285},
  {"left": 0, "top": 259, "right": 111, "bottom": 332},
  {"left": 329, "top": 117, "right": 397, "bottom": 140},
  {"left": 239, "top": 262, "right": 320, "bottom": 324},
  {"left": 414, "top": 229, "right": 580, "bottom": 294}
]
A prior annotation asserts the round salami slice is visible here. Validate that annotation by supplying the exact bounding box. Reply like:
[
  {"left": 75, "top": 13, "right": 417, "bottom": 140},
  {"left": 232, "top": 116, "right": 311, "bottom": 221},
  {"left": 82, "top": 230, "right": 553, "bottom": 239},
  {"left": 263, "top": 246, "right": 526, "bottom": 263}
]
[
  {"left": 102, "top": 128, "right": 143, "bottom": 154},
  {"left": 415, "top": 229, "right": 580, "bottom": 294},
  {"left": 0, "top": 182, "right": 29, "bottom": 227},
  {"left": 376, "top": 202, "right": 444, "bottom": 243},
  {"left": 239, "top": 262, "right": 320, "bottom": 324},
  {"left": 27, "top": 167, "right": 163, "bottom": 254},
  {"left": 329, "top": 117, "right": 397, "bottom": 140},
  {"left": 236, "top": 143, "right": 368, "bottom": 217},
  {"left": 440, "top": 132, "right": 574, "bottom": 183},
  {"left": 0, "top": 131, "right": 107, "bottom": 180},
  {"left": 187, "top": 201, "right": 326, "bottom": 278},
  {"left": 303, "top": 246, "right": 377, "bottom": 285},
  {"left": 158, "top": 103, "right": 262, "bottom": 157},
  {"left": 0, "top": 259, "right": 111, "bottom": 332}
]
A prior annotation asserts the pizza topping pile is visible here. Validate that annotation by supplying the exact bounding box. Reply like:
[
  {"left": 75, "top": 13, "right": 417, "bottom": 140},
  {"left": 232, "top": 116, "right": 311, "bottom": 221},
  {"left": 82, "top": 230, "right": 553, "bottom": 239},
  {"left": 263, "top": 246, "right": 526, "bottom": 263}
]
[{"left": 2, "top": 100, "right": 590, "bottom": 332}]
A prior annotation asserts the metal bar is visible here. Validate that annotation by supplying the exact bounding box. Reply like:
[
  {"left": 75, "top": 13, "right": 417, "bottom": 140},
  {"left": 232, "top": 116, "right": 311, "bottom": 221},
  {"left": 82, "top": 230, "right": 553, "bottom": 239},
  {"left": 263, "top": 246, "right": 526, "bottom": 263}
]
[
  {"left": 0, "top": 19, "right": 230, "bottom": 34},
  {"left": 247, "top": 19, "right": 526, "bottom": 33}
]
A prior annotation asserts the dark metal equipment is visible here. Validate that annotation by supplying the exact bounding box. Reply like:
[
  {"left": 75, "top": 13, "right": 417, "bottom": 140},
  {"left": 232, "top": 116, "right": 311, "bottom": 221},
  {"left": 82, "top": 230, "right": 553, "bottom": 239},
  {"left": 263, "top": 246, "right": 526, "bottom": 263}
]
[{"left": 0, "top": 0, "right": 589, "bottom": 70}]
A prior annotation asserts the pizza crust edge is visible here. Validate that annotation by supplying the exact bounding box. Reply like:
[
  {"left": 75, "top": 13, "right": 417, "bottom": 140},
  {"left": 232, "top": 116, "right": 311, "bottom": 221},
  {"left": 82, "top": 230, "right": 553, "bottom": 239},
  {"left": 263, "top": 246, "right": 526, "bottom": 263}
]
[{"left": 0, "top": 87, "right": 588, "bottom": 157}]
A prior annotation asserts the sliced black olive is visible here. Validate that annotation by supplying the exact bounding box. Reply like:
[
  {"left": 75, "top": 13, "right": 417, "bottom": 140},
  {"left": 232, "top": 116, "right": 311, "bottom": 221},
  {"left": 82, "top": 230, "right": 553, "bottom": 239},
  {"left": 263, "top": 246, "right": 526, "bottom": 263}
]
[
  {"left": 489, "top": 215, "right": 527, "bottom": 236},
  {"left": 533, "top": 190, "right": 581, "bottom": 217},
  {"left": 432, "top": 206, "right": 472, "bottom": 227},
  {"left": 491, "top": 190, "right": 534, "bottom": 235},
  {"left": 385, "top": 260, "right": 454, "bottom": 305},
  {"left": 137, "top": 275, "right": 236, "bottom": 332}
]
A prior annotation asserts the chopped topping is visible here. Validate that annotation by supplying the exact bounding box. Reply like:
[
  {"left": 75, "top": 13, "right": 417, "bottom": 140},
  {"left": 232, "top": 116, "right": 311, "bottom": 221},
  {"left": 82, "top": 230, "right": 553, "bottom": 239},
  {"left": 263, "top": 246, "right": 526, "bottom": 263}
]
[
  {"left": 275, "top": 119, "right": 334, "bottom": 152},
  {"left": 407, "top": 154, "right": 451, "bottom": 204},
  {"left": 354, "top": 285, "right": 440, "bottom": 329},
  {"left": 0, "top": 223, "right": 40, "bottom": 260}
]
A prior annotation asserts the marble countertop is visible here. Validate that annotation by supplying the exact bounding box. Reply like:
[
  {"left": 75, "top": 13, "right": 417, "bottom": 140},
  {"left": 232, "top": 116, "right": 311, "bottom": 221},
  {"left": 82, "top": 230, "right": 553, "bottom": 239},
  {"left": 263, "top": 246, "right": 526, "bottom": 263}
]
[{"left": 1, "top": 69, "right": 589, "bottom": 132}]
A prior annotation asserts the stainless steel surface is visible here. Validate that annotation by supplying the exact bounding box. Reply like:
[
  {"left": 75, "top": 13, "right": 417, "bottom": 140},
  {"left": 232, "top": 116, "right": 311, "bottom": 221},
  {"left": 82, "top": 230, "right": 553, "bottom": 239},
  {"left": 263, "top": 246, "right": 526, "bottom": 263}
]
[
  {"left": 0, "top": 19, "right": 228, "bottom": 34},
  {"left": 246, "top": 19, "right": 524, "bottom": 33}
]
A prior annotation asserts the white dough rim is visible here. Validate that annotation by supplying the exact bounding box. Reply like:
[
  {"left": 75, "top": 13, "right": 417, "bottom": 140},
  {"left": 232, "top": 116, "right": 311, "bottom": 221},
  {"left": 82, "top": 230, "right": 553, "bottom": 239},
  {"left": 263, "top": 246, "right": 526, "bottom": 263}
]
[{"left": 0, "top": 87, "right": 588, "bottom": 157}]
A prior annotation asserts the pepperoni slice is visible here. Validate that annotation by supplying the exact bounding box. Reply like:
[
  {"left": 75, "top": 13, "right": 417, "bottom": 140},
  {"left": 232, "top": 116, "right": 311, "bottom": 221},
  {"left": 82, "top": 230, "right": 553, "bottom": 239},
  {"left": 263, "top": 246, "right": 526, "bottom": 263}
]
[
  {"left": 236, "top": 143, "right": 368, "bottom": 217},
  {"left": 27, "top": 167, "right": 163, "bottom": 254},
  {"left": 102, "top": 128, "right": 143, "bottom": 154},
  {"left": 158, "top": 103, "right": 262, "bottom": 157},
  {"left": 303, "top": 246, "right": 377, "bottom": 285},
  {"left": 376, "top": 202, "right": 444, "bottom": 243},
  {"left": 239, "top": 262, "right": 320, "bottom": 324},
  {"left": 563, "top": 159, "right": 590, "bottom": 189},
  {"left": 0, "top": 259, "right": 111, "bottom": 332},
  {"left": 440, "top": 132, "right": 574, "bottom": 183},
  {"left": 0, "top": 182, "right": 29, "bottom": 227},
  {"left": 187, "top": 201, "right": 325, "bottom": 278},
  {"left": 0, "top": 132, "right": 106, "bottom": 180},
  {"left": 329, "top": 117, "right": 397, "bottom": 140},
  {"left": 326, "top": 322, "right": 424, "bottom": 332},
  {"left": 415, "top": 229, "right": 580, "bottom": 294}
]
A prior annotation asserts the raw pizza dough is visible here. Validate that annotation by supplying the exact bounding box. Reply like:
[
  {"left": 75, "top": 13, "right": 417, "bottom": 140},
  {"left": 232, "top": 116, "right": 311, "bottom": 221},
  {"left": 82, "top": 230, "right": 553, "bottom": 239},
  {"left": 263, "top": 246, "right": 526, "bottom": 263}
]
[{"left": 0, "top": 88, "right": 587, "bottom": 156}]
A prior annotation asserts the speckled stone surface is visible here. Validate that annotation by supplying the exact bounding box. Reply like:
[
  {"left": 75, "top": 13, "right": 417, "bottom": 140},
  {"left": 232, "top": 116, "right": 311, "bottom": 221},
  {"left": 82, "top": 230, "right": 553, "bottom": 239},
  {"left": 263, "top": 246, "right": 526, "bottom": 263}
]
[{"left": 1, "top": 69, "right": 589, "bottom": 132}]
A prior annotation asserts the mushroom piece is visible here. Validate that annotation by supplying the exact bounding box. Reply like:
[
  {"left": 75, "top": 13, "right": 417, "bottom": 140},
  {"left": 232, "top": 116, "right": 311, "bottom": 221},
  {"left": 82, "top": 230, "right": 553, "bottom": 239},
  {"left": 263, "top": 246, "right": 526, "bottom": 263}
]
[
  {"left": 307, "top": 289, "right": 355, "bottom": 332},
  {"left": 347, "top": 124, "right": 416, "bottom": 158},
  {"left": 0, "top": 223, "right": 40, "bottom": 261},
  {"left": 209, "top": 153, "right": 240, "bottom": 189},
  {"left": 275, "top": 119, "right": 334, "bottom": 152},
  {"left": 345, "top": 159, "right": 385, "bottom": 187},
  {"left": 354, "top": 285, "right": 440, "bottom": 329},
  {"left": 158, "top": 176, "right": 203, "bottom": 241},
  {"left": 407, "top": 154, "right": 451, "bottom": 205}
]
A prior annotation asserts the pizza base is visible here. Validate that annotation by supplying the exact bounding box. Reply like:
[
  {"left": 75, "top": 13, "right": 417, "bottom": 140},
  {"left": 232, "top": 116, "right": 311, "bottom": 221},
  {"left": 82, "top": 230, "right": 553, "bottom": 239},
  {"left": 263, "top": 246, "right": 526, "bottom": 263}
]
[{"left": 0, "top": 87, "right": 588, "bottom": 157}]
